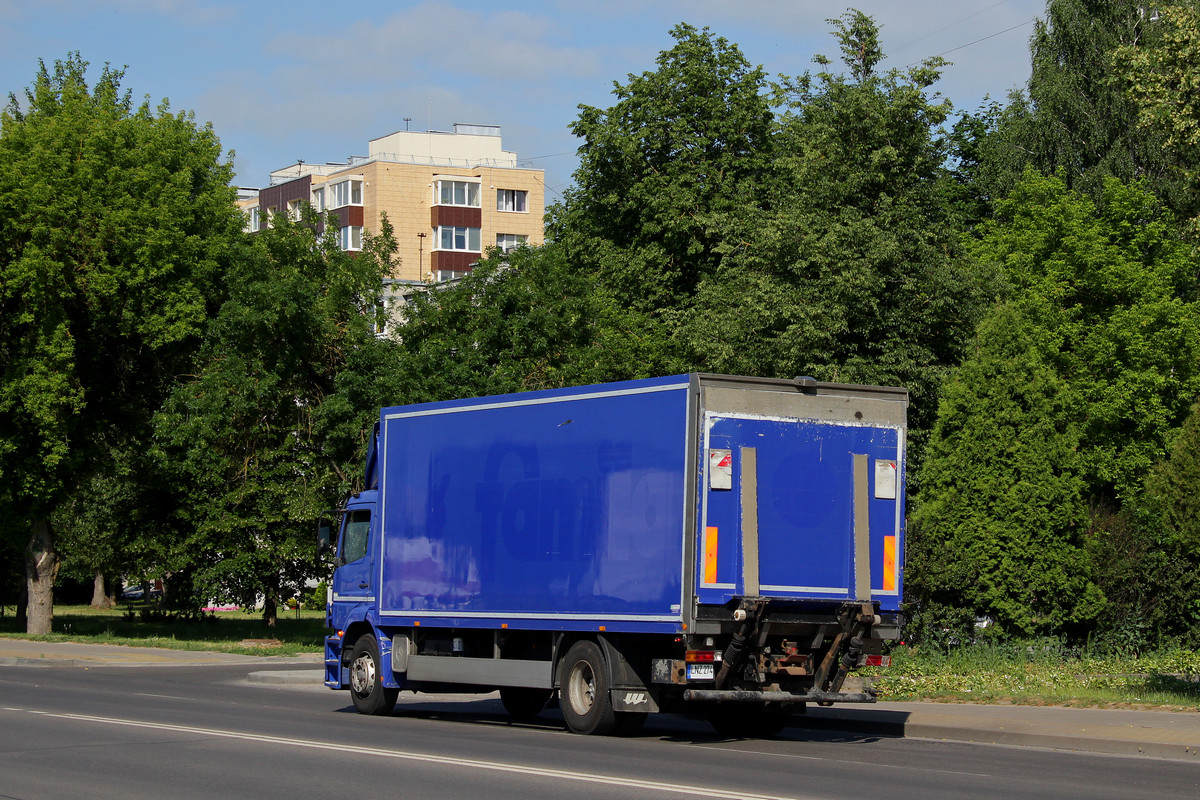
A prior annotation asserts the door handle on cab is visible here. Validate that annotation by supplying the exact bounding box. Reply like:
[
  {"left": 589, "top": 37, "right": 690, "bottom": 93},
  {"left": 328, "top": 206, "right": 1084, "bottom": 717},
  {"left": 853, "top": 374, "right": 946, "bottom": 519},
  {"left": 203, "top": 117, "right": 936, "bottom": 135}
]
[{"left": 358, "top": 582, "right": 369, "bottom": 589}]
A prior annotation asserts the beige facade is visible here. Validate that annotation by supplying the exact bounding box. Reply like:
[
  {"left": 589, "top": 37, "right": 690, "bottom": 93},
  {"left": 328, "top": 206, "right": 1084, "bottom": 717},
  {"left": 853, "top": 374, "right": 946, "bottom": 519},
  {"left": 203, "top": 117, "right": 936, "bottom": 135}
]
[{"left": 239, "top": 124, "right": 545, "bottom": 284}]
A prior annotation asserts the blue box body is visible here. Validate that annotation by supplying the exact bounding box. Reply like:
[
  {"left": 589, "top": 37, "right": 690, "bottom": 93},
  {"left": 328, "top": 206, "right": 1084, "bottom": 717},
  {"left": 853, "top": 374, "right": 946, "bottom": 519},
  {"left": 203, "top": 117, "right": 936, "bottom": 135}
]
[
  {"left": 353, "top": 374, "right": 906, "bottom": 638},
  {"left": 377, "top": 375, "right": 690, "bottom": 626}
]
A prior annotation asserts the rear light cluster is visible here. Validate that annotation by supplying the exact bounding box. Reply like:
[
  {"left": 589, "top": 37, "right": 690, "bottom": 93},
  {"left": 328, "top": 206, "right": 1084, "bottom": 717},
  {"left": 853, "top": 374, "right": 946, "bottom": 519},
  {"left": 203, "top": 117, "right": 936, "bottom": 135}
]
[
  {"left": 863, "top": 654, "right": 892, "bottom": 668},
  {"left": 685, "top": 650, "right": 721, "bottom": 663}
]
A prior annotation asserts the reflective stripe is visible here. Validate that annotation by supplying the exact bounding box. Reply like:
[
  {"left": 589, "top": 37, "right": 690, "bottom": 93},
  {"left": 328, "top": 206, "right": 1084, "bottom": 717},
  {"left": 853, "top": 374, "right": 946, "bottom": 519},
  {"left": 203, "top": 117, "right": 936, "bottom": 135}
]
[
  {"left": 883, "top": 535, "right": 897, "bottom": 592},
  {"left": 703, "top": 526, "right": 719, "bottom": 584}
]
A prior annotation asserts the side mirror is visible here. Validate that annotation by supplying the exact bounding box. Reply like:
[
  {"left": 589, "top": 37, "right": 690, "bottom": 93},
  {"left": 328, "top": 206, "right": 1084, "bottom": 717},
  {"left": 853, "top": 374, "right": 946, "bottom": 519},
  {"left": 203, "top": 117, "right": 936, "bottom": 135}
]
[
  {"left": 317, "top": 510, "right": 339, "bottom": 560},
  {"left": 317, "top": 519, "right": 333, "bottom": 555}
]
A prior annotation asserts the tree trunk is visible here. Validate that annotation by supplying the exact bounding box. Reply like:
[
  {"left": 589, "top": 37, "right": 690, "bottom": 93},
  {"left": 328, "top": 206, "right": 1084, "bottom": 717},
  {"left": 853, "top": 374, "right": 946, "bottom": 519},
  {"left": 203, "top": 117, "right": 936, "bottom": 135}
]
[
  {"left": 25, "top": 517, "right": 59, "bottom": 635},
  {"left": 262, "top": 593, "right": 278, "bottom": 627},
  {"left": 90, "top": 568, "right": 114, "bottom": 609},
  {"left": 17, "top": 574, "right": 27, "bottom": 629}
]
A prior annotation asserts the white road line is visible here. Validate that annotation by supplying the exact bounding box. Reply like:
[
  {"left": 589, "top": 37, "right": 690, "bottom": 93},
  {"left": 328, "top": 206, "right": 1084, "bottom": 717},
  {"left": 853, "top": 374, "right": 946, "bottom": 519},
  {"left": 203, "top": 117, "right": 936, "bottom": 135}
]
[{"left": 7, "top": 708, "right": 815, "bottom": 800}]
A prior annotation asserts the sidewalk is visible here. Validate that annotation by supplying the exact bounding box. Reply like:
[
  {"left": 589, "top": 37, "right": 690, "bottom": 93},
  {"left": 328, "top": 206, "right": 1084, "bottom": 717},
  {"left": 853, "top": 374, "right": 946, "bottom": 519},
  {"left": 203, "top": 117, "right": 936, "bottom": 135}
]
[
  {"left": 3, "top": 638, "right": 1198, "bottom": 760},
  {"left": 799, "top": 701, "right": 1200, "bottom": 761},
  {"left": 0, "top": 637, "right": 321, "bottom": 668}
]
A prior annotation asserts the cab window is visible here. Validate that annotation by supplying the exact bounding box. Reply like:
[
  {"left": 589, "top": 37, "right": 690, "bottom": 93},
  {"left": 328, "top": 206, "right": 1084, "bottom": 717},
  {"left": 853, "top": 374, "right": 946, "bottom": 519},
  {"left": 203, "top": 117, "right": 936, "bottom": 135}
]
[{"left": 340, "top": 510, "right": 371, "bottom": 564}]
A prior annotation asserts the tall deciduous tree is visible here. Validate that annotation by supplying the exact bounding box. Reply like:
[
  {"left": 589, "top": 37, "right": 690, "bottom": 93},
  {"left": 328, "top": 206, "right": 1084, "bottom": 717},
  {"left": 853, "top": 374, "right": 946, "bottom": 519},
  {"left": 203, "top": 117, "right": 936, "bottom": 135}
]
[
  {"left": 0, "top": 55, "right": 242, "bottom": 633},
  {"left": 1113, "top": 3, "right": 1200, "bottom": 150},
  {"left": 912, "top": 172, "right": 1200, "bottom": 636},
  {"left": 547, "top": 23, "right": 774, "bottom": 314},
  {"left": 977, "top": 0, "right": 1199, "bottom": 217},
  {"left": 675, "top": 11, "right": 997, "bottom": 471},
  {"left": 1112, "top": 2, "right": 1200, "bottom": 226},
  {"left": 156, "top": 211, "right": 396, "bottom": 625}
]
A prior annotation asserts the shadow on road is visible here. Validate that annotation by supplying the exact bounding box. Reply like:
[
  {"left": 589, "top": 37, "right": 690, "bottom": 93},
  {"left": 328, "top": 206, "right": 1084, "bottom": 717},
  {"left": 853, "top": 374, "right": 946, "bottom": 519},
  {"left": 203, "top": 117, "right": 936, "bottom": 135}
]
[{"left": 329, "top": 693, "right": 910, "bottom": 744}]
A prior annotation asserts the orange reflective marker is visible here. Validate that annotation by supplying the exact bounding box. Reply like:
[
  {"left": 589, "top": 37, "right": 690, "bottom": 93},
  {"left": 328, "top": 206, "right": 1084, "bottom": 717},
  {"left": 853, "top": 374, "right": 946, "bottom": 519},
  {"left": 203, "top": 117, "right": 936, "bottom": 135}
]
[
  {"left": 704, "top": 526, "right": 719, "bottom": 584},
  {"left": 883, "top": 535, "right": 897, "bottom": 592}
]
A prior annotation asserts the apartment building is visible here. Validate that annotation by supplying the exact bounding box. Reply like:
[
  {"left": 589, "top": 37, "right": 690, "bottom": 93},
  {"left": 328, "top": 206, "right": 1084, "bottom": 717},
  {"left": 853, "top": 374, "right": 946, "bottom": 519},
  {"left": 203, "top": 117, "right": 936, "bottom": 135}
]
[{"left": 237, "top": 124, "right": 545, "bottom": 284}]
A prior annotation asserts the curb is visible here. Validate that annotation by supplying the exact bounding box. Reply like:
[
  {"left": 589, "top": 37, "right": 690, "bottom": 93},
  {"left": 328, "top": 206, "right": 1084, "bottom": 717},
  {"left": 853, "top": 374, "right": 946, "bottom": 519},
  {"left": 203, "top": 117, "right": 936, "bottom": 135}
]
[
  {"left": 794, "top": 708, "right": 1200, "bottom": 761},
  {"left": 246, "top": 669, "right": 325, "bottom": 686},
  {"left": 793, "top": 714, "right": 1200, "bottom": 760}
]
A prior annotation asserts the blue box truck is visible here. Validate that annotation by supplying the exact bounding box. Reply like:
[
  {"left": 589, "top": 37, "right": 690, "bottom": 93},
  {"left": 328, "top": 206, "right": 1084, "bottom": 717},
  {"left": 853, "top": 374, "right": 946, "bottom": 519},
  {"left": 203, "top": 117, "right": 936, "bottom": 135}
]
[{"left": 320, "top": 373, "right": 906, "bottom": 736}]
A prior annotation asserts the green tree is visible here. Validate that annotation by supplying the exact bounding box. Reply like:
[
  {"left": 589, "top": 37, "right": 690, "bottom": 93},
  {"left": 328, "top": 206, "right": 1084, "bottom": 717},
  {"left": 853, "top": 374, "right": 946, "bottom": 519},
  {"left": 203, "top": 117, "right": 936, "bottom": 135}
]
[
  {"left": 52, "top": 449, "right": 137, "bottom": 608},
  {"left": 547, "top": 23, "right": 774, "bottom": 314},
  {"left": 155, "top": 210, "right": 396, "bottom": 625},
  {"left": 1139, "top": 399, "right": 1200, "bottom": 641},
  {"left": 0, "top": 55, "right": 242, "bottom": 633},
  {"left": 1113, "top": 3, "right": 1200, "bottom": 148},
  {"left": 978, "top": 0, "right": 1198, "bottom": 217},
  {"left": 912, "top": 303, "right": 1099, "bottom": 634},
  {"left": 913, "top": 172, "right": 1200, "bottom": 637},
  {"left": 383, "top": 243, "right": 682, "bottom": 405},
  {"left": 1113, "top": 2, "right": 1200, "bottom": 226},
  {"left": 674, "top": 11, "right": 996, "bottom": 471}
]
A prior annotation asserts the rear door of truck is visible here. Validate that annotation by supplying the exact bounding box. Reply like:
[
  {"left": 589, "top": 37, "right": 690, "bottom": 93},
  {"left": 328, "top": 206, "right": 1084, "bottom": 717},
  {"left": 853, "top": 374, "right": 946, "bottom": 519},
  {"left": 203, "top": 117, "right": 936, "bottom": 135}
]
[{"left": 694, "top": 377, "right": 906, "bottom": 612}]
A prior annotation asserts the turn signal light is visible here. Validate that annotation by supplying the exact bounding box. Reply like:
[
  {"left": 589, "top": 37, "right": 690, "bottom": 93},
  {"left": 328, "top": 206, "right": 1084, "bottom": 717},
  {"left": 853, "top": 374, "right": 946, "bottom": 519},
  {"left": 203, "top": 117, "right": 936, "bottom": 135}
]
[{"left": 685, "top": 650, "right": 716, "bottom": 663}]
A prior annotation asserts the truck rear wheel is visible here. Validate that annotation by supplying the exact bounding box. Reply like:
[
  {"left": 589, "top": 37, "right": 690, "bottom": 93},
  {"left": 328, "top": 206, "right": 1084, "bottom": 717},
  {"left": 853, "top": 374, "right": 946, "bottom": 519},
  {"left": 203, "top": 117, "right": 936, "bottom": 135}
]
[
  {"left": 559, "top": 640, "right": 617, "bottom": 735},
  {"left": 499, "top": 687, "right": 552, "bottom": 719},
  {"left": 349, "top": 634, "right": 398, "bottom": 715}
]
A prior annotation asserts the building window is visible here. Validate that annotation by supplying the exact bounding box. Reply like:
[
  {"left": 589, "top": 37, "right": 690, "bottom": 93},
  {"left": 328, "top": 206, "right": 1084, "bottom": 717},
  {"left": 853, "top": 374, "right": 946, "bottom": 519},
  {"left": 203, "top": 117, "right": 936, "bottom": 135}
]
[
  {"left": 246, "top": 207, "right": 260, "bottom": 232},
  {"left": 339, "top": 225, "right": 362, "bottom": 251},
  {"left": 435, "top": 269, "right": 470, "bottom": 282},
  {"left": 496, "top": 233, "right": 527, "bottom": 252},
  {"left": 496, "top": 189, "right": 527, "bottom": 213},
  {"left": 288, "top": 199, "right": 303, "bottom": 221},
  {"left": 435, "top": 179, "right": 480, "bottom": 207},
  {"left": 331, "top": 179, "right": 363, "bottom": 209},
  {"left": 311, "top": 187, "right": 325, "bottom": 212},
  {"left": 434, "top": 225, "right": 481, "bottom": 252}
]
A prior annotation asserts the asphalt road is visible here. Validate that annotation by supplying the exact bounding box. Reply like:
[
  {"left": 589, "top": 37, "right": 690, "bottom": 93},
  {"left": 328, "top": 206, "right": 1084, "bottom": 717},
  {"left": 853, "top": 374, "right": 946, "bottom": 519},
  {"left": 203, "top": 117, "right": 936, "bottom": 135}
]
[{"left": 2, "top": 663, "right": 1199, "bottom": 800}]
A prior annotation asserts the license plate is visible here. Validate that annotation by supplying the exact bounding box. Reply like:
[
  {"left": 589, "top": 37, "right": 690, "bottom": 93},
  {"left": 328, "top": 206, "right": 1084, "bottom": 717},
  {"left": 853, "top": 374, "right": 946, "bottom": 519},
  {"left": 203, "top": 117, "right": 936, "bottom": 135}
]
[{"left": 686, "top": 663, "right": 715, "bottom": 680}]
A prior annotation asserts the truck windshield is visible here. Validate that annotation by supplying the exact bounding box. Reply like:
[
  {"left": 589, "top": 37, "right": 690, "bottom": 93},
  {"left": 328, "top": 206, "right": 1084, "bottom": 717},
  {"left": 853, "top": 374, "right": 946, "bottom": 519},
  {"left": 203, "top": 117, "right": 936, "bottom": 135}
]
[{"left": 341, "top": 510, "right": 371, "bottom": 564}]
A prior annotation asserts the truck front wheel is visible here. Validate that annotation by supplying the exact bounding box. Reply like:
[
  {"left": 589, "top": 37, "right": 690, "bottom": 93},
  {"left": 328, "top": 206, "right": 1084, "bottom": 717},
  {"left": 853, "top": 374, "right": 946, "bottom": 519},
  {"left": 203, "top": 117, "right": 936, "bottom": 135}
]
[
  {"left": 559, "top": 640, "right": 617, "bottom": 735},
  {"left": 349, "top": 634, "right": 398, "bottom": 715}
]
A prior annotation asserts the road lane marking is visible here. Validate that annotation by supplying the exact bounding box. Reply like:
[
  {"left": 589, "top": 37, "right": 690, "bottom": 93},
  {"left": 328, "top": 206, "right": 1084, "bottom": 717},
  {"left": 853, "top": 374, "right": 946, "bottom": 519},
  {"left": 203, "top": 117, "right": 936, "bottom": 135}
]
[{"left": 6, "top": 708, "right": 816, "bottom": 800}]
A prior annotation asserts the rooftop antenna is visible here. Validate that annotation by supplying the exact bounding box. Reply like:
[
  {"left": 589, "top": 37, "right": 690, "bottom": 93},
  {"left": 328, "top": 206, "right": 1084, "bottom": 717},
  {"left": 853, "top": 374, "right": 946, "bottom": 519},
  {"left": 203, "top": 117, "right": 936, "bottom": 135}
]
[{"left": 403, "top": 117, "right": 412, "bottom": 131}]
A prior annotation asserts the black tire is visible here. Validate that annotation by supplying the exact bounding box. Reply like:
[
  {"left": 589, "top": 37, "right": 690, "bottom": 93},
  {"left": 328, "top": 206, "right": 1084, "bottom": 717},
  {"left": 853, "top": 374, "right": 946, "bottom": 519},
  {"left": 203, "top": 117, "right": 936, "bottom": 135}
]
[
  {"left": 705, "top": 703, "right": 792, "bottom": 738},
  {"left": 559, "top": 640, "right": 617, "bottom": 735},
  {"left": 499, "top": 686, "right": 552, "bottom": 719},
  {"left": 348, "top": 634, "right": 398, "bottom": 715}
]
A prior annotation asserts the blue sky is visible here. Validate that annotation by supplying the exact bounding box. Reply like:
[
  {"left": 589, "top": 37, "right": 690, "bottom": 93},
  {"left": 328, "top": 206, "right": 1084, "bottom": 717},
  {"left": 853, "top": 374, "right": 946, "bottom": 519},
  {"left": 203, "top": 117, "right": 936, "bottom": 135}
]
[{"left": 0, "top": 1, "right": 1045, "bottom": 202}]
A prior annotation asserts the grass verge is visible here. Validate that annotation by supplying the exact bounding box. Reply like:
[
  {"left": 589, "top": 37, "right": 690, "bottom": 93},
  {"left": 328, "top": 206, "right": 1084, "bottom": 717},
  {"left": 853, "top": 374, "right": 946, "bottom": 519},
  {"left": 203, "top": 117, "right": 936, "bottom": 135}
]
[
  {"left": 873, "top": 644, "right": 1200, "bottom": 710},
  {"left": 0, "top": 604, "right": 327, "bottom": 657}
]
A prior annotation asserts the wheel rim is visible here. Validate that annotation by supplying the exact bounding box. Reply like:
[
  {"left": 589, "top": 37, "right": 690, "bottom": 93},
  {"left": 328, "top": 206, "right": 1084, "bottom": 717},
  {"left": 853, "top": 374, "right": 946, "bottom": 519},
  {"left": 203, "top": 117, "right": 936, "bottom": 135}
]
[
  {"left": 350, "top": 652, "right": 376, "bottom": 696},
  {"left": 567, "top": 659, "right": 596, "bottom": 716}
]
